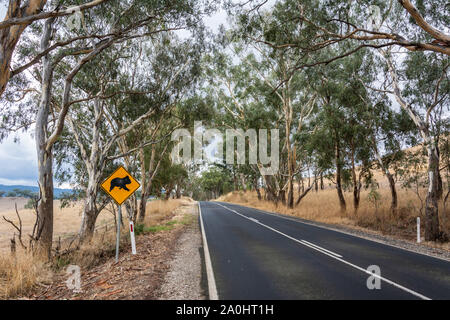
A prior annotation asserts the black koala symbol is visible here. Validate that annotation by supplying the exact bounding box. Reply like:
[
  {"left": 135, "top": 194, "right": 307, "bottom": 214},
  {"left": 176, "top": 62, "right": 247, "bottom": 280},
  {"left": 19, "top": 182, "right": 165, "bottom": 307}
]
[{"left": 110, "top": 176, "right": 132, "bottom": 192}]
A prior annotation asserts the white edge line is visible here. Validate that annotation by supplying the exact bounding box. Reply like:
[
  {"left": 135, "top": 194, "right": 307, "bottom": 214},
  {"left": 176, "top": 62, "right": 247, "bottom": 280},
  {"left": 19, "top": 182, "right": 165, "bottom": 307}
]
[
  {"left": 198, "top": 202, "right": 219, "bottom": 300},
  {"left": 215, "top": 202, "right": 431, "bottom": 300},
  {"left": 218, "top": 202, "right": 450, "bottom": 263}
]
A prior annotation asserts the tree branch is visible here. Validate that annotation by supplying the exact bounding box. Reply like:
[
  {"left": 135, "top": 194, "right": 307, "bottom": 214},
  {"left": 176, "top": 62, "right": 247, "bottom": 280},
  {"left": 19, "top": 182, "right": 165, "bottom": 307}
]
[{"left": 0, "top": 0, "right": 109, "bottom": 30}]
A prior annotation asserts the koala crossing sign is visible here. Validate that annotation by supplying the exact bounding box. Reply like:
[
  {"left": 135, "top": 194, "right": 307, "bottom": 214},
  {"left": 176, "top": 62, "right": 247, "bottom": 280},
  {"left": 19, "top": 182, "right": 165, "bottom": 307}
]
[{"left": 101, "top": 166, "right": 140, "bottom": 205}]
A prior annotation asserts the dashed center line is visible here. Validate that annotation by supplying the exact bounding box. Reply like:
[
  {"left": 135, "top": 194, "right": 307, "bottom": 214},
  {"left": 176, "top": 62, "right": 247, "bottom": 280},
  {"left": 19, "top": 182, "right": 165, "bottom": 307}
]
[{"left": 300, "top": 239, "right": 343, "bottom": 258}]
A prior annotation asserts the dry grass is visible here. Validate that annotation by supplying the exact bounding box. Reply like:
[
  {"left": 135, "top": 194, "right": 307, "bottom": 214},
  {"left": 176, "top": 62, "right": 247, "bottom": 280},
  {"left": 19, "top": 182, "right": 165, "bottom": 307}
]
[
  {"left": 0, "top": 251, "right": 50, "bottom": 298},
  {"left": 0, "top": 198, "right": 190, "bottom": 299},
  {"left": 217, "top": 186, "right": 450, "bottom": 249},
  {"left": 0, "top": 198, "right": 114, "bottom": 253},
  {"left": 142, "top": 197, "right": 193, "bottom": 227},
  {"left": 54, "top": 198, "right": 190, "bottom": 270}
]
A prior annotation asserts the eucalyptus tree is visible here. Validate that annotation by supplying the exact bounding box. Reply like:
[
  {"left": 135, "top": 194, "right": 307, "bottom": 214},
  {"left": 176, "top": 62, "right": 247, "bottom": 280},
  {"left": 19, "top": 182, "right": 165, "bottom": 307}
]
[
  {"left": 380, "top": 49, "right": 449, "bottom": 240},
  {"left": 0, "top": 0, "right": 211, "bottom": 254},
  {"left": 217, "top": 8, "right": 322, "bottom": 207},
  {"left": 356, "top": 52, "right": 419, "bottom": 216},
  {"left": 333, "top": 53, "right": 376, "bottom": 214},
  {"left": 136, "top": 94, "right": 209, "bottom": 222},
  {"left": 230, "top": 0, "right": 449, "bottom": 67},
  {"left": 232, "top": 0, "right": 449, "bottom": 239},
  {"left": 56, "top": 31, "right": 203, "bottom": 242},
  {"left": 204, "top": 49, "right": 282, "bottom": 203},
  {"left": 198, "top": 165, "right": 234, "bottom": 200},
  {"left": 0, "top": 0, "right": 108, "bottom": 97}
]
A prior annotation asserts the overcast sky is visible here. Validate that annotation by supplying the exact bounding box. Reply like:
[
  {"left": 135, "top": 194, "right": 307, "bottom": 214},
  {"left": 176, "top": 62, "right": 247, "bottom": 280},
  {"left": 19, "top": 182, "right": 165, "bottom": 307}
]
[{"left": 0, "top": 3, "right": 228, "bottom": 187}]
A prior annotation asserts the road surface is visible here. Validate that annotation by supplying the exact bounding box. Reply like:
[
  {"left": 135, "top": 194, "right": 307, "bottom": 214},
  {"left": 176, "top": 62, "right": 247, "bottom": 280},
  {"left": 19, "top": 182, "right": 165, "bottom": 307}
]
[{"left": 199, "top": 201, "right": 450, "bottom": 300}]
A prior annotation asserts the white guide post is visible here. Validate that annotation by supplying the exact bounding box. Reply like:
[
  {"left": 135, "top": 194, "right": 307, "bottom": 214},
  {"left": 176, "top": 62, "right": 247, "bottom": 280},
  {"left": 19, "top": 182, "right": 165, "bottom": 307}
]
[
  {"left": 417, "top": 217, "right": 421, "bottom": 243},
  {"left": 129, "top": 221, "right": 136, "bottom": 255}
]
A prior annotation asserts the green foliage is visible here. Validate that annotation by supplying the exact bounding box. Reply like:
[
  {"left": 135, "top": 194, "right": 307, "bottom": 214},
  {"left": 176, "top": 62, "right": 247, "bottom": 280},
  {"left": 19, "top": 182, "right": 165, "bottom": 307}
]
[
  {"left": 198, "top": 166, "right": 234, "bottom": 200},
  {"left": 24, "top": 198, "right": 36, "bottom": 210},
  {"left": 134, "top": 223, "right": 146, "bottom": 236},
  {"left": 135, "top": 217, "right": 194, "bottom": 236}
]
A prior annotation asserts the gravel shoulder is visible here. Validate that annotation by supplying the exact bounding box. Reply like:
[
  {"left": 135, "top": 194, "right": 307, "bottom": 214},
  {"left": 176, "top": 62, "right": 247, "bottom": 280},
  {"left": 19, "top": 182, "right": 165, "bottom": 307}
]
[{"left": 157, "top": 203, "right": 206, "bottom": 300}]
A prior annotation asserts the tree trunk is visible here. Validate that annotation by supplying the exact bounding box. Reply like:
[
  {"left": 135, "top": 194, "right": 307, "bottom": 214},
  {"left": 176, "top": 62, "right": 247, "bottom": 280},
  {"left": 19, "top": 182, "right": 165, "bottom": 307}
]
[
  {"left": 240, "top": 173, "right": 247, "bottom": 191},
  {"left": 138, "top": 148, "right": 147, "bottom": 223},
  {"left": 278, "top": 189, "right": 286, "bottom": 205},
  {"left": 372, "top": 137, "right": 398, "bottom": 215},
  {"left": 320, "top": 173, "right": 324, "bottom": 190},
  {"left": 350, "top": 141, "right": 360, "bottom": 213},
  {"left": 437, "top": 168, "right": 443, "bottom": 200},
  {"left": 295, "top": 182, "right": 315, "bottom": 206},
  {"left": 138, "top": 178, "right": 153, "bottom": 222},
  {"left": 176, "top": 185, "right": 181, "bottom": 199},
  {"left": 78, "top": 177, "right": 100, "bottom": 243},
  {"left": 385, "top": 52, "right": 440, "bottom": 241},
  {"left": 259, "top": 171, "right": 277, "bottom": 203},
  {"left": 164, "top": 187, "right": 172, "bottom": 200},
  {"left": 335, "top": 138, "right": 346, "bottom": 213},
  {"left": 386, "top": 172, "right": 398, "bottom": 215},
  {"left": 287, "top": 177, "right": 294, "bottom": 208},
  {"left": 314, "top": 172, "right": 318, "bottom": 192},
  {"left": 78, "top": 200, "right": 99, "bottom": 243},
  {"left": 34, "top": 18, "right": 54, "bottom": 257},
  {"left": 425, "top": 143, "right": 441, "bottom": 241},
  {"left": 138, "top": 144, "right": 161, "bottom": 222},
  {"left": 35, "top": 150, "right": 53, "bottom": 257},
  {"left": 286, "top": 151, "right": 295, "bottom": 208}
]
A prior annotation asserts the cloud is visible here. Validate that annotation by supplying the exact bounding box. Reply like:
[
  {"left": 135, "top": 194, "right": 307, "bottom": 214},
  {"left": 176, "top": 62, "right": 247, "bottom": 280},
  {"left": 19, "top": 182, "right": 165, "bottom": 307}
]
[
  {"left": 0, "top": 131, "right": 71, "bottom": 188},
  {"left": 0, "top": 133, "right": 38, "bottom": 186},
  {"left": 0, "top": 3, "right": 6, "bottom": 21}
]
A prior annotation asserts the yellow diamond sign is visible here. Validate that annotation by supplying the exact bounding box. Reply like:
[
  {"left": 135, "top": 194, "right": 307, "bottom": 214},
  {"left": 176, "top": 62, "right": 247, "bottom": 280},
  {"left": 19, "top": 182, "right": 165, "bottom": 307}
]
[{"left": 101, "top": 166, "right": 140, "bottom": 205}]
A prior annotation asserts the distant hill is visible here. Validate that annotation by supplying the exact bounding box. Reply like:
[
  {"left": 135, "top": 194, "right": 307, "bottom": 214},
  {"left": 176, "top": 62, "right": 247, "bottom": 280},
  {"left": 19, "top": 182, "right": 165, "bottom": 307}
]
[{"left": 0, "top": 184, "right": 72, "bottom": 199}]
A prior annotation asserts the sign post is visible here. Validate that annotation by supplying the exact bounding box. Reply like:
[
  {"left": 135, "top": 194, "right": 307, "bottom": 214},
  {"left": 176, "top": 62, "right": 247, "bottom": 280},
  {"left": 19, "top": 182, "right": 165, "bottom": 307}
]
[
  {"left": 101, "top": 166, "right": 140, "bottom": 262},
  {"left": 116, "top": 205, "right": 122, "bottom": 262}
]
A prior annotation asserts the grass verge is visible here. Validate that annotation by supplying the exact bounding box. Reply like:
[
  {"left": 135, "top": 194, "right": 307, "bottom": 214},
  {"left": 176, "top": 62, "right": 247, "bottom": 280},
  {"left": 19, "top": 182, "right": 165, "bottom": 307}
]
[{"left": 0, "top": 198, "right": 190, "bottom": 299}]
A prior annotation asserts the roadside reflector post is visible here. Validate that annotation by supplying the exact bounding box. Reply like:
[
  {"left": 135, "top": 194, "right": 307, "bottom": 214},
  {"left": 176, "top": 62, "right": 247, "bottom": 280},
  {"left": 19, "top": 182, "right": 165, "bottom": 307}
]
[
  {"left": 129, "top": 220, "right": 136, "bottom": 255},
  {"left": 115, "top": 205, "right": 122, "bottom": 262},
  {"left": 417, "top": 217, "right": 421, "bottom": 243}
]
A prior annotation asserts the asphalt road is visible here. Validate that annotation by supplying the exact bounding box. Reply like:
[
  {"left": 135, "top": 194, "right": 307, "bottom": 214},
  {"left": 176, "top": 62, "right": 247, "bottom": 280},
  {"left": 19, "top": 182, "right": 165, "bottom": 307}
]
[{"left": 199, "top": 201, "right": 450, "bottom": 300}]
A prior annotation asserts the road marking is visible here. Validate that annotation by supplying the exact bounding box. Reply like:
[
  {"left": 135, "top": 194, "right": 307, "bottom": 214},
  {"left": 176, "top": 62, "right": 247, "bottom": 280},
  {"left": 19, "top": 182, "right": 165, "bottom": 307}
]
[
  {"left": 198, "top": 202, "right": 219, "bottom": 300},
  {"left": 300, "top": 240, "right": 342, "bottom": 258},
  {"left": 215, "top": 202, "right": 431, "bottom": 300},
  {"left": 216, "top": 203, "right": 342, "bottom": 258}
]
